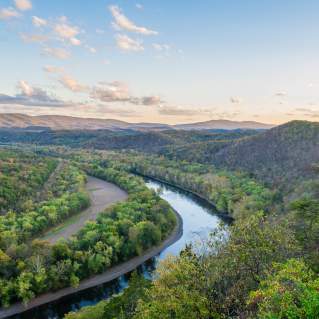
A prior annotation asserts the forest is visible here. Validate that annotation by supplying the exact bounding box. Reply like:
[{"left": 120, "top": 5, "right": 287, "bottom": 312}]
[{"left": 0, "top": 120, "right": 318, "bottom": 318}]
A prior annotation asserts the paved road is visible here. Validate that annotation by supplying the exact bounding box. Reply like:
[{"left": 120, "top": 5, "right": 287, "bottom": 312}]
[{"left": 42, "top": 176, "right": 128, "bottom": 244}]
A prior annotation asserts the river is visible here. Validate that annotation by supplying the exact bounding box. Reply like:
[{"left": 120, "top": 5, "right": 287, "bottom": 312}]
[{"left": 10, "top": 178, "right": 229, "bottom": 319}]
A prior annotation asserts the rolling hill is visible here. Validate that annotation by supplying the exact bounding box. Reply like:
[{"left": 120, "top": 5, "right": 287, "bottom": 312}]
[{"left": 0, "top": 113, "right": 273, "bottom": 131}]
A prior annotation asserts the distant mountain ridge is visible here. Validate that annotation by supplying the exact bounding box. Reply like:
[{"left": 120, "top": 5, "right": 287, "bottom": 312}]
[{"left": 0, "top": 113, "right": 274, "bottom": 131}]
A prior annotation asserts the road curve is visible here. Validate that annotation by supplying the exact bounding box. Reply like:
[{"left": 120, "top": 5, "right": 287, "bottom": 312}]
[{"left": 42, "top": 176, "right": 128, "bottom": 244}]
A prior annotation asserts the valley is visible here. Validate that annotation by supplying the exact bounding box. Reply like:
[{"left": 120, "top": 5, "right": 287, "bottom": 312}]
[{"left": 0, "top": 120, "right": 318, "bottom": 319}]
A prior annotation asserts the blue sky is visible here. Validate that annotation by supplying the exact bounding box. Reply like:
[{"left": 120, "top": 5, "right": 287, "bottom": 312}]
[{"left": 0, "top": 0, "right": 319, "bottom": 124}]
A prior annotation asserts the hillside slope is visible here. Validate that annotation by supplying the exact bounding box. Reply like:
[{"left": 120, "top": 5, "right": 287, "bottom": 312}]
[{"left": 212, "top": 121, "right": 319, "bottom": 189}]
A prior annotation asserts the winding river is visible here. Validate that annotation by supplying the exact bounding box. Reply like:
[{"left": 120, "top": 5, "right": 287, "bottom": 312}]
[{"left": 10, "top": 178, "right": 229, "bottom": 319}]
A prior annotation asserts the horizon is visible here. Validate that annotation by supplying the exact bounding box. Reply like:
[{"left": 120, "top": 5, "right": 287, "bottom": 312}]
[{"left": 1, "top": 0, "right": 319, "bottom": 124}]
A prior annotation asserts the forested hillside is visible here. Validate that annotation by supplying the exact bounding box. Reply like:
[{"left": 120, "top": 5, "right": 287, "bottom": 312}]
[
  {"left": 0, "top": 128, "right": 256, "bottom": 152},
  {"left": 212, "top": 121, "right": 319, "bottom": 190}
]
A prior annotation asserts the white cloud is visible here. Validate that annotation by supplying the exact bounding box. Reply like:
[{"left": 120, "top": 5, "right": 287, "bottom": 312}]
[
  {"left": 0, "top": 7, "right": 20, "bottom": 20},
  {"left": 109, "top": 5, "right": 157, "bottom": 35},
  {"left": 91, "top": 81, "right": 130, "bottom": 102},
  {"left": 43, "top": 47, "right": 71, "bottom": 60},
  {"left": 14, "top": 0, "right": 32, "bottom": 11},
  {"left": 136, "top": 3, "right": 143, "bottom": 10},
  {"left": 32, "top": 16, "right": 47, "bottom": 27},
  {"left": 230, "top": 96, "right": 243, "bottom": 104},
  {"left": 18, "top": 80, "right": 34, "bottom": 96},
  {"left": 59, "top": 75, "right": 88, "bottom": 93},
  {"left": 70, "top": 37, "right": 81, "bottom": 46},
  {"left": 91, "top": 81, "right": 162, "bottom": 105},
  {"left": 54, "top": 16, "right": 81, "bottom": 45},
  {"left": 115, "top": 34, "right": 144, "bottom": 51}
]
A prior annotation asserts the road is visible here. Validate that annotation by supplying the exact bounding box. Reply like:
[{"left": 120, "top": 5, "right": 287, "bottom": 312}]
[{"left": 42, "top": 176, "right": 128, "bottom": 244}]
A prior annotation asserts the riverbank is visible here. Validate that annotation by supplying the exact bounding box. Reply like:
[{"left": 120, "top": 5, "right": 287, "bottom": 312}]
[{"left": 0, "top": 206, "right": 183, "bottom": 319}]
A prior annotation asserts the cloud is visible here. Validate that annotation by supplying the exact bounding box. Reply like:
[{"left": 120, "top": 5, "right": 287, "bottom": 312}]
[
  {"left": 88, "top": 47, "right": 97, "bottom": 53},
  {"left": 14, "top": 0, "right": 32, "bottom": 11},
  {"left": 295, "top": 107, "right": 319, "bottom": 118},
  {"left": 152, "top": 43, "right": 170, "bottom": 51},
  {"left": 109, "top": 5, "right": 157, "bottom": 35},
  {"left": 0, "top": 81, "right": 69, "bottom": 108},
  {"left": 275, "top": 91, "right": 287, "bottom": 97},
  {"left": 136, "top": 4, "right": 143, "bottom": 10},
  {"left": 84, "top": 44, "right": 96, "bottom": 53},
  {"left": 54, "top": 16, "right": 81, "bottom": 46},
  {"left": 59, "top": 75, "right": 88, "bottom": 93},
  {"left": 18, "top": 80, "right": 34, "bottom": 96},
  {"left": 20, "top": 33, "right": 49, "bottom": 43},
  {"left": 0, "top": 7, "right": 20, "bottom": 20},
  {"left": 91, "top": 81, "right": 131, "bottom": 103},
  {"left": 230, "top": 96, "right": 243, "bottom": 104},
  {"left": 43, "top": 47, "right": 71, "bottom": 59},
  {"left": 140, "top": 96, "right": 162, "bottom": 106},
  {"left": 32, "top": 16, "right": 47, "bottom": 27},
  {"left": 70, "top": 37, "right": 81, "bottom": 46},
  {"left": 91, "top": 81, "right": 162, "bottom": 105},
  {"left": 115, "top": 34, "right": 144, "bottom": 51},
  {"left": 158, "top": 105, "right": 214, "bottom": 116}
]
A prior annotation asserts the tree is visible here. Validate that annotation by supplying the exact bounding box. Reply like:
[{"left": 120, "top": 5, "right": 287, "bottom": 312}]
[
  {"left": 248, "top": 259, "right": 319, "bottom": 319},
  {"left": 290, "top": 198, "right": 319, "bottom": 272},
  {"left": 134, "top": 255, "right": 210, "bottom": 319}
]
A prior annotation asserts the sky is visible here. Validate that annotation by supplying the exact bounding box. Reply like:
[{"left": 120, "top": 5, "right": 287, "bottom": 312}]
[{"left": 0, "top": 0, "right": 319, "bottom": 124}]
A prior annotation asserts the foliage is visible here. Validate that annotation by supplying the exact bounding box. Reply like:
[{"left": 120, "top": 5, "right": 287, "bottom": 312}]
[
  {"left": 0, "top": 163, "right": 90, "bottom": 247},
  {"left": 134, "top": 213, "right": 297, "bottom": 318},
  {"left": 134, "top": 253, "right": 210, "bottom": 319},
  {"left": 0, "top": 149, "right": 57, "bottom": 212},
  {"left": 248, "top": 259, "right": 319, "bottom": 319},
  {"left": 212, "top": 121, "right": 319, "bottom": 193},
  {"left": 290, "top": 193, "right": 319, "bottom": 272}
]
